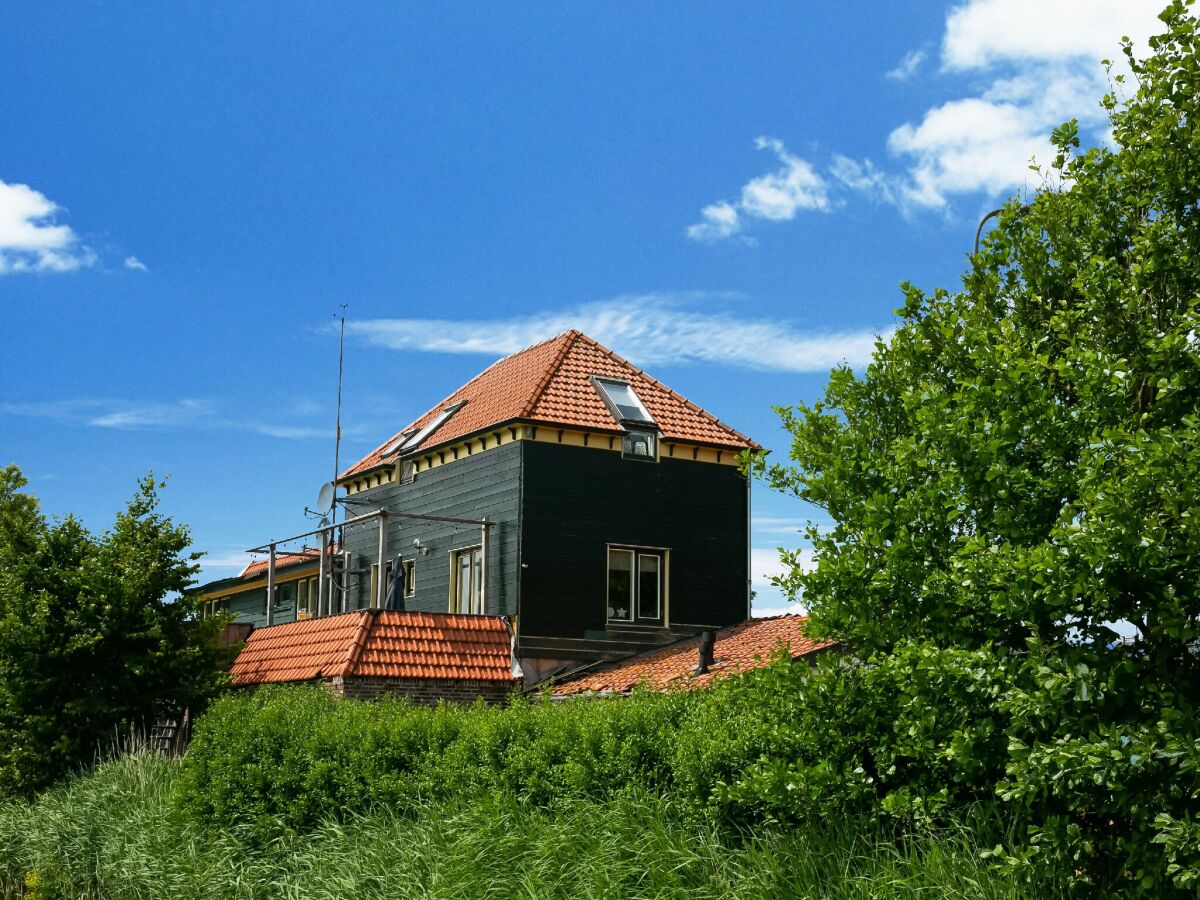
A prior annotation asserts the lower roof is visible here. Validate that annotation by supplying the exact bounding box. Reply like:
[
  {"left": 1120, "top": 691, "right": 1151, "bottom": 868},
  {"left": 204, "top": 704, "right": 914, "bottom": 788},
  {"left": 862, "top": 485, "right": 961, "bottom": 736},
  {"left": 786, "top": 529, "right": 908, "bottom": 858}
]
[
  {"left": 549, "top": 615, "right": 834, "bottom": 696},
  {"left": 230, "top": 610, "right": 519, "bottom": 686}
]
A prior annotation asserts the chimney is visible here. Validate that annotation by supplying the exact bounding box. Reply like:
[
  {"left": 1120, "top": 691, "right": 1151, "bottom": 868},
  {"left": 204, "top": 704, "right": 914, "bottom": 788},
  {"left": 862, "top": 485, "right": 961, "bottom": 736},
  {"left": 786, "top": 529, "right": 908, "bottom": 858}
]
[{"left": 694, "top": 630, "right": 716, "bottom": 675}]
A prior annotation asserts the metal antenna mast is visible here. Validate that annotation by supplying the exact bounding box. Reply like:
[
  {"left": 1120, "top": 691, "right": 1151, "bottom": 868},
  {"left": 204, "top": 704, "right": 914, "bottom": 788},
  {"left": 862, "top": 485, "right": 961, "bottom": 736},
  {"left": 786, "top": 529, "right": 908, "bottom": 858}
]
[{"left": 332, "top": 305, "right": 347, "bottom": 528}]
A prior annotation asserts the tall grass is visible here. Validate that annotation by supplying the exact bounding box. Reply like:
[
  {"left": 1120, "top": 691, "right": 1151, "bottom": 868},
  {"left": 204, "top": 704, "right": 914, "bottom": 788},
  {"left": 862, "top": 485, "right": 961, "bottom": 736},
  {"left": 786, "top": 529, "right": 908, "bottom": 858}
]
[{"left": 0, "top": 753, "right": 1033, "bottom": 900}]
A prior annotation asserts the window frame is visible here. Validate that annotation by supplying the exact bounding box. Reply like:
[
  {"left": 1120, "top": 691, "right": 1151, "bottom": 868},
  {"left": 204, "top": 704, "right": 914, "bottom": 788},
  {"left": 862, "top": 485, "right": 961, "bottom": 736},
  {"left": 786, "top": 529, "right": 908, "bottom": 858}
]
[
  {"left": 591, "top": 376, "right": 656, "bottom": 426},
  {"left": 402, "top": 559, "right": 416, "bottom": 598},
  {"left": 621, "top": 430, "right": 658, "bottom": 461},
  {"left": 368, "top": 561, "right": 394, "bottom": 611},
  {"left": 606, "top": 544, "right": 668, "bottom": 625},
  {"left": 449, "top": 545, "right": 483, "bottom": 615}
]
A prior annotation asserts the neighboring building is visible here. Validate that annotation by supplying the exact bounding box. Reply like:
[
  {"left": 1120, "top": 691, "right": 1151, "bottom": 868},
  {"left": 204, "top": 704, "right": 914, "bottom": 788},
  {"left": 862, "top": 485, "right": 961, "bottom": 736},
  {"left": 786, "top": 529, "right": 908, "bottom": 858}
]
[
  {"left": 199, "top": 328, "right": 759, "bottom": 683},
  {"left": 229, "top": 609, "right": 519, "bottom": 703},
  {"left": 549, "top": 615, "right": 834, "bottom": 697},
  {"left": 198, "top": 548, "right": 325, "bottom": 627}
]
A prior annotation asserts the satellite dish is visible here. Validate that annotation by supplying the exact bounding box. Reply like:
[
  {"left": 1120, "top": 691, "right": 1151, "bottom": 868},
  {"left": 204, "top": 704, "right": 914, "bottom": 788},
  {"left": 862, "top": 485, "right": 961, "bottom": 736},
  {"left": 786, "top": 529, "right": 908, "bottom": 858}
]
[{"left": 316, "top": 482, "right": 336, "bottom": 514}]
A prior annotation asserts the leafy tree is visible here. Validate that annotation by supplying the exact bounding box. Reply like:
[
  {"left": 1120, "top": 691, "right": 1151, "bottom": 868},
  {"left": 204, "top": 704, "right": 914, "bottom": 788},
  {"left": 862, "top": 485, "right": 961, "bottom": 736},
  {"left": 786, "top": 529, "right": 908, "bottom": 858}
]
[
  {"left": 0, "top": 466, "right": 227, "bottom": 797},
  {"left": 757, "top": 3, "right": 1200, "bottom": 893}
]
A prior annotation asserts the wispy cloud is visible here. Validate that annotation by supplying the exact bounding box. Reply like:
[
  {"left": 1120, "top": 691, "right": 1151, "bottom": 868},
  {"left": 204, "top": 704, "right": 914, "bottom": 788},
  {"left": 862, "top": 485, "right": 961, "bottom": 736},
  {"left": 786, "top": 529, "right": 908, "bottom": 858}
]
[
  {"left": 751, "top": 515, "right": 810, "bottom": 537},
  {"left": 197, "top": 550, "right": 254, "bottom": 570},
  {"left": 0, "top": 180, "right": 96, "bottom": 274},
  {"left": 0, "top": 397, "right": 342, "bottom": 440},
  {"left": 687, "top": 137, "right": 830, "bottom": 243},
  {"left": 885, "top": 48, "right": 926, "bottom": 81},
  {"left": 88, "top": 399, "right": 216, "bottom": 429},
  {"left": 348, "top": 294, "right": 886, "bottom": 373},
  {"left": 124, "top": 256, "right": 148, "bottom": 272}
]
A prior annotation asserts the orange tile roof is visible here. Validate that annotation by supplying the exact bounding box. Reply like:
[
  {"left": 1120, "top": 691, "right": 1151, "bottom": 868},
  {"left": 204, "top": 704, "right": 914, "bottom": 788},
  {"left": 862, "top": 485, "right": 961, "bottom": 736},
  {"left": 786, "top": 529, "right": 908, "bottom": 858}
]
[
  {"left": 341, "top": 330, "right": 758, "bottom": 479},
  {"left": 550, "top": 615, "right": 834, "bottom": 696},
  {"left": 230, "top": 610, "right": 518, "bottom": 686},
  {"left": 239, "top": 548, "right": 322, "bottom": 579}
]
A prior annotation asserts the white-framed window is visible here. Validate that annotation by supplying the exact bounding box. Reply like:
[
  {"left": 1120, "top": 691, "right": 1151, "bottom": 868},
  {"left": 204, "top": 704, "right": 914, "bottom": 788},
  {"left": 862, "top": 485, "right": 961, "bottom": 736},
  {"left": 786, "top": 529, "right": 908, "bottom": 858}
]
[
  {"left": 296, "top": 577, "right": 315, "bottom": 618},
  {"left": 621, "top": 430, "right": 657, "bottom": 461},
  {"left": 607, "top": 546, "right": 665, "bottom": 623},
  {"left": 368, "top": 561, "right": 394, "bottom": 610},
  {"left": 402, "top": 559, "right": 416, "bottom": 597},
  {"left": 450, "top": 546, "right": 483, "bottom": 615}
]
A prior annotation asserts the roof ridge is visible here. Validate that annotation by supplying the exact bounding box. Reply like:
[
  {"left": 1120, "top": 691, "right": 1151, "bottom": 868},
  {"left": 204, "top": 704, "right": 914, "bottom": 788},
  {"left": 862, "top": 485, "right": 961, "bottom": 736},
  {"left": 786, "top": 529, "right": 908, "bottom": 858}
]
[
  {"left": 573, "top": 332, "right": 758, "bottom": 448},
  {"left": 337, "top": 610, "right": 375, "bottom": 678},
  {"left": 520, "top": 329, "right": 579, "bottom": 418}
]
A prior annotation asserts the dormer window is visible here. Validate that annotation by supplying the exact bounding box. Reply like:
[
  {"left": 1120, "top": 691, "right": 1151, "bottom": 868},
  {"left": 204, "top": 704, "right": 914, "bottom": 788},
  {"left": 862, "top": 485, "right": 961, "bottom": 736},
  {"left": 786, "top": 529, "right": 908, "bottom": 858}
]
[
  {"left": 622, "top": 431, "right": 656, "bottom": 460},
  {"left": 593, "top": 377, "right": 655, "bottom": 425}
]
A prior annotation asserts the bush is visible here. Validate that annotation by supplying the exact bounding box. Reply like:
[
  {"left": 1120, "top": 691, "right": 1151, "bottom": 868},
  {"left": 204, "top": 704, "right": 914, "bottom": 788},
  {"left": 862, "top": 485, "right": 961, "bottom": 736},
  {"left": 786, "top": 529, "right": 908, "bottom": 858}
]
[{"left": 179, "top": 684, "right": 698, "bottom": 832}]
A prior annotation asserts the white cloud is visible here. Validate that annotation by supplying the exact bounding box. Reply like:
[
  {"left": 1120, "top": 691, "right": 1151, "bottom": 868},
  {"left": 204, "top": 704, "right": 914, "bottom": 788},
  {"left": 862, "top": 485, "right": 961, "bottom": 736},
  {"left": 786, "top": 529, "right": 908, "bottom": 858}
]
[
  {"left": 751, "top": 515, "right": 811, "bottom": 537},
  {"left": 348, "top": 294, "right": 886, "bottom": 373},
  {"left": 877, "top": 0, "right": 1163, "bottom": 210},
  {"left": 686, "top": 201, "right": 742, "bottom": 243},
  {"left": 941, "top": 0, "right": 1157, "bottom": 70},
  {"left": 252, "top": 424, "right": 333, "bottom": 440},
  {"left": 829, "top": 155, "right": 896, "bottom": 205},
  {"left": 0, "top": 397, "right": 337, "bottom": 440},
  {"left": 199, "top": 550, "right": 255, "bottom": 569},
  {"left": 750, "top": 546, "right": 814, "bottom": 617},
  {"left": 700, "top": 3, "right": 1164, "bottom": 223},
  {"left": 886, "top": 48, "right": 926, "bottom": 80},
  {"left": 124, "top": 256, "right": 148, "bottom": 272},
  {"left": 0, "top": 180, "right": 96, "bottom": 274},
  {"left": 89, "top": 399, "right": 216, "bottom": 429},
  {"left": 687, "top": 137, "right": 829, "bottom": 243}
]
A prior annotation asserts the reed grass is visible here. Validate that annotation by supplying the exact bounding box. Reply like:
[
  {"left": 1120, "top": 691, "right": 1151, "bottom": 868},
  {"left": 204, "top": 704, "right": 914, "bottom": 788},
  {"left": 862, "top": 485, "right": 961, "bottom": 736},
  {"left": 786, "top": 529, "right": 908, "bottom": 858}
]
[{"left": 0, "top": 752, "right": 1033, "bottom": 900}]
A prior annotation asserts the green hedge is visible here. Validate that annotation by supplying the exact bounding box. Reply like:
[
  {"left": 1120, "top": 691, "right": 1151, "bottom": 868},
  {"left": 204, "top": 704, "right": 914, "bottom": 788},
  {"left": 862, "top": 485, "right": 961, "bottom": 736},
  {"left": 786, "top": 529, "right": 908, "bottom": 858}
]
[
  {"left": 180, "top": 646, "right": 1008, "bottom": 836},
  {"left": 179, "top": 681, "right": 697, "bottom": 832}
]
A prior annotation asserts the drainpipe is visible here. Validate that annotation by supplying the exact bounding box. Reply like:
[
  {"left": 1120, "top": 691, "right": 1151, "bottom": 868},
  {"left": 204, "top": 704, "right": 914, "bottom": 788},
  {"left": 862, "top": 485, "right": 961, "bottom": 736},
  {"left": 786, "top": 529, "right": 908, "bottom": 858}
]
[
  {"left": 375, "top": 510, "right": 388, "bottom": 610},
  {"left": 317, "top": 529, "right": 328, "bottom": 618},
  {"left": 480, "top": 517, "right": 489, "bottom": 615},
  {"left": 266, "top": 543, "right": 276, "bottom": 627},
  {"left": 745, "top": 475, "right": 752, "bottom": 619}
]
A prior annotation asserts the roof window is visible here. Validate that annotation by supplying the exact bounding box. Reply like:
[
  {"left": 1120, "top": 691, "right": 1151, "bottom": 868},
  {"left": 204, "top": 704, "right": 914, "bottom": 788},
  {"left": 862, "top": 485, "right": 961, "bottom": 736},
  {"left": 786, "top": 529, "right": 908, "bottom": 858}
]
[
  {"left": 383, "top": 428, "right": 420, "bottom": 456},
  {"left": 593, "top": 377, "right": 655, "bottom": 425},
  {"left": 387, "top": 401, "right": 465, "bottom": 455}
]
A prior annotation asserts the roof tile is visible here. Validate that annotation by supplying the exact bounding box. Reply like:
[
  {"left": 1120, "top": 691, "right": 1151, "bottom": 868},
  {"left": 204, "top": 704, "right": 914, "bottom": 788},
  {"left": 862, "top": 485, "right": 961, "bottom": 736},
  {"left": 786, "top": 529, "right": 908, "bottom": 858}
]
[{"left": 230, "top": 610, "right": 518, "bottom": 686}]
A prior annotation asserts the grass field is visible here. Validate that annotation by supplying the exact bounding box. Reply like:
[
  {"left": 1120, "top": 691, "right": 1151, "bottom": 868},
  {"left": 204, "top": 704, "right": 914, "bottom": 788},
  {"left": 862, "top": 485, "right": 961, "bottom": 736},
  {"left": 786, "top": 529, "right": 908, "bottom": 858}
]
[{"left": 0, "top": 753, "right": 1031, "bottom": 900}]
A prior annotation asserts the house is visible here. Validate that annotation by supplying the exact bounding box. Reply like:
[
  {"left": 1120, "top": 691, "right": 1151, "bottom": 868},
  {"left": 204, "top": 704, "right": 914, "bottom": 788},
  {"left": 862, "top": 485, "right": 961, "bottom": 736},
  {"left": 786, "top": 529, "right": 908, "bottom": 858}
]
[
  {"left": 198, "top": 548, "right": 326, "bottom": 626},
  {"left": 548, "top": 615, "right": 834, "bottom": 697},
  {"left": 229, "top": 609, "right": 519, "bottom": 703},
  {"left": 199, "top": 328, "right": 759, "bottom": 685}
]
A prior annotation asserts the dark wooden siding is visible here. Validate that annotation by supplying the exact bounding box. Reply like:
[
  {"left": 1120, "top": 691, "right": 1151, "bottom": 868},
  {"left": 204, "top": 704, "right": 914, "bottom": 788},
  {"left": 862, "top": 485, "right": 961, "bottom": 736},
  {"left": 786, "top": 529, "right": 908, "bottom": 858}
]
[
  {"left": 225, "top": 581, "right": 296, "bottom": 628},
  {"left": 519, "top": 441, "right": 748, "bottom": 639},
  {"left": 340, "top": 441, "right": 521, "bottom": 616}
]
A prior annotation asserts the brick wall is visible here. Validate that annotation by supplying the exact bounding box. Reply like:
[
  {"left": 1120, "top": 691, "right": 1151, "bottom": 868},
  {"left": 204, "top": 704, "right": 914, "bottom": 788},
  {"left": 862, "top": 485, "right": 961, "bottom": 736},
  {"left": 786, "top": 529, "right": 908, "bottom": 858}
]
[{"left": 326, "top": 675, "right": 515, "bottom": 705}]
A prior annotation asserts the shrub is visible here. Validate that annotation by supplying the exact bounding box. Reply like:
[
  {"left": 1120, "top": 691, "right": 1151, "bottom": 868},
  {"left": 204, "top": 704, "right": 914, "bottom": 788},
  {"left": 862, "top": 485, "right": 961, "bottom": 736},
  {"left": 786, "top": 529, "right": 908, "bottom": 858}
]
[{"left": 179, "top": 684, "right": 698, "bottom": 832}]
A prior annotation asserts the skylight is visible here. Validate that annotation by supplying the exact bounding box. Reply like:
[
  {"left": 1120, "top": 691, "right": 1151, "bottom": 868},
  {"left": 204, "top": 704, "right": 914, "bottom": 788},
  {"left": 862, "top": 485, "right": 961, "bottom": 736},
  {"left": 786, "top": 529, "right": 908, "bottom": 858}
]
[
  {"left": 383, "top": 428, "right": 419, "bottom": 456},
  {"left": 386, "top": 401, "right": 465, "bottom": 455},
  {"left": 593, "top": 377, "right": 655, "bottom": 424}
]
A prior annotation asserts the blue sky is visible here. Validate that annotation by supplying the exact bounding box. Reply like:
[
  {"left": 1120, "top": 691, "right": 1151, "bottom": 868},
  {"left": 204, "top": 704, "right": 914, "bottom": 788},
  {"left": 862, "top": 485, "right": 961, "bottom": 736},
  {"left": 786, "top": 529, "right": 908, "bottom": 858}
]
[{"left": 0, "top": 2, "right": 1165, "bottom": 615}]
